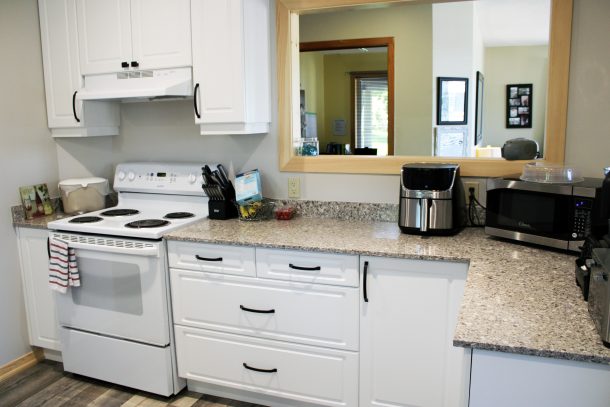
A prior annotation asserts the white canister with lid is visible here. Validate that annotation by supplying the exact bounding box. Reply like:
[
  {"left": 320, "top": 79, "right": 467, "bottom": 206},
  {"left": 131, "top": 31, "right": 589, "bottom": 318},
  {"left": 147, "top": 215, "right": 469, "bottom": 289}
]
[{"left": 59, "top": 177, "right": 109, "bottom": 214}]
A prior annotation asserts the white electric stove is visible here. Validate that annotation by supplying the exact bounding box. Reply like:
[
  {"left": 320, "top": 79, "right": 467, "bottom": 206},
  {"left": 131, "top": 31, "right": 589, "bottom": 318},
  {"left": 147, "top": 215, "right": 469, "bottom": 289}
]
[
  {"left": 48, "top": 162, "right": 210, "bottom": 239},
  {"left": 46, "top": 162, "right": 211, "bottom": 397}
]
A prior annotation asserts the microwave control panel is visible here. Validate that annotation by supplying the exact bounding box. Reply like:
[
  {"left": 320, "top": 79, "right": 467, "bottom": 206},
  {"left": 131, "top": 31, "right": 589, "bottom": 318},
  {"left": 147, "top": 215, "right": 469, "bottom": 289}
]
[{"left": 573, "top": 197, "right": 593, "bottom": 239}]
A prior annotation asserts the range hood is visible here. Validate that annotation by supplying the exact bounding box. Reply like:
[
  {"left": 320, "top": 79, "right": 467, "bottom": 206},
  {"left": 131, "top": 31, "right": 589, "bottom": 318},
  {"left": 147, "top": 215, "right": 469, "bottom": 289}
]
[{"left": 77, "top": 67, "right": 193, "bottom": 101}]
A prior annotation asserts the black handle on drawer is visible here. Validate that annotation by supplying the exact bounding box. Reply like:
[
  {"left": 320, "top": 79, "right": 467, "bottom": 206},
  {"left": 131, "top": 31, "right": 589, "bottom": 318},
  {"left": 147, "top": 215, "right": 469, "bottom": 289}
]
[
  {"left": 193, "top": 83, "right": 201, "bottom": 119},
  {"left": 288, "top": 263, "right": 321, "bottom": 271},
  {"left": 240, "top": 305, "right": 275, "bottom": 314},
  {"left": 243, "top": 363, "right": 277, "bottom": 373},
  {"left": 72, "top": 91, "right": 80, "bottom": 123},
  {"left": 195, "top": 255, "right": 222, "bottom": 262},
  {"left": 363, "top": 260, "right": 369, "bottom": 303}
]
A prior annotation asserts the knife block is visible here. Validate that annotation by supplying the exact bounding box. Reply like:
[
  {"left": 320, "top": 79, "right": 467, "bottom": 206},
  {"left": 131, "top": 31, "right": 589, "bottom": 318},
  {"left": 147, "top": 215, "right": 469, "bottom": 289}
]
[{"left": 208, "top": 200, "right": 238, "bottom": 220}]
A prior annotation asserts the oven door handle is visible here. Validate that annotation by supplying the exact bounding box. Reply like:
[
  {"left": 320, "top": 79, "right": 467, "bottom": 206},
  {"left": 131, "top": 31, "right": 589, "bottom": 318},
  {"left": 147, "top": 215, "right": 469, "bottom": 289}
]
[{"left": 49, "top": 234, "right": 160, "bottom": 257}]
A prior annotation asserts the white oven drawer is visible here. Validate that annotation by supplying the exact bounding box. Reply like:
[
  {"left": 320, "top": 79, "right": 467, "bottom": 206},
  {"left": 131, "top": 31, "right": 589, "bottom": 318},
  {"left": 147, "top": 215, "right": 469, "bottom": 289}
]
[
  {"left": 168, "top": 241, "right": 255, "bottom": 277},
  {"left": 256, "top": 248, "right": 359, "bottom": 287},
  {"left": 170, "top": 269, "right": 359, "bottom": 351},
  {"left": 174, "top": 326, "right": 358, "bottom": 407}
]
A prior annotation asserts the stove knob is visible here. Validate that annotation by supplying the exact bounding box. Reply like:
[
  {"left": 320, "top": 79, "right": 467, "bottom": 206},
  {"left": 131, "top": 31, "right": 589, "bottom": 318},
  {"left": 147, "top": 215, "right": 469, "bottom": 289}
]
[
  {"left": 128, "top": 172, "right": 136, "bottom": 181},
  {"left": 117, "top": 171, "right": 126, "bottom": 181},
  {"left": 188, "top": 173, "right": 197, "bottom": 184}
]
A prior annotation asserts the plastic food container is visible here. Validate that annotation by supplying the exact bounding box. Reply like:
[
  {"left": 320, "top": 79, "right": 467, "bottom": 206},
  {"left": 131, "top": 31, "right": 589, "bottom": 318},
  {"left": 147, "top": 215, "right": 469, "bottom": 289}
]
[
  {"left": 520, "top": 163, "right": 584, "bottom": 184},
  {"left": 274, "top": 205, "right": 296, "bottom": 220},
  {"left": 59, "top": 177, "right": 109, "bottom": 214},
  {"left": 236, "top": 199, "right": 275, "bottom": 221}
]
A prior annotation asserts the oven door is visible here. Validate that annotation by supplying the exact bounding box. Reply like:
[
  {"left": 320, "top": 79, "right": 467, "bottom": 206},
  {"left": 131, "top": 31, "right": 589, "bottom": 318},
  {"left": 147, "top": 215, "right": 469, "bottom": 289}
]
[
  {"left": 50, "top": 232, "right": 170, "bottom": 346},
  {"left": 485, "top": 179, "right": 575, "bottom": 249}
]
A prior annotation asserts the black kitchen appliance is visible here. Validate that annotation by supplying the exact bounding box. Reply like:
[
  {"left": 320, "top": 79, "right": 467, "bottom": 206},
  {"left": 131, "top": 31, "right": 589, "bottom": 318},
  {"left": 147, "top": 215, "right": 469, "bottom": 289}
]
[
  {"left": 485, "top": 177, "right": 607, "bottom": 252},
  {"left": 588, "top": 247, "right": 610, "bottom": 347},
  {"left": 398, "top": 163, "right": 466, "bottom": 236}
]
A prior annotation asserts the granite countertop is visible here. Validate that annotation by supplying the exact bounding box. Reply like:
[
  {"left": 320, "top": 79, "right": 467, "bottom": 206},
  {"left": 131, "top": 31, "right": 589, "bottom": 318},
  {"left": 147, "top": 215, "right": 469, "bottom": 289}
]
[
  {"left": 11, "top": 205, "right": 69, "bottom": 229},
  {"left": 166, "top": 217, "right": 610, "bottom": 365}
]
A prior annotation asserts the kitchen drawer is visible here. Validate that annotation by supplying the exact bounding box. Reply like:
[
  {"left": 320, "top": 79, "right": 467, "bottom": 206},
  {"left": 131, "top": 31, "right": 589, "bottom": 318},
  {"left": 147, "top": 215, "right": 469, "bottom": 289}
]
[
  {"left": 174, "top": 326, "right": 358, "bottom": 407},
  {"left": 168, "top": 241, "right": 255, "bottom": 277},
  {"left": 256, "top": 248, "right": 359, "bottom": 287},
  {"left": 171, "top": 269, "right": 359, "bottom": 351}
]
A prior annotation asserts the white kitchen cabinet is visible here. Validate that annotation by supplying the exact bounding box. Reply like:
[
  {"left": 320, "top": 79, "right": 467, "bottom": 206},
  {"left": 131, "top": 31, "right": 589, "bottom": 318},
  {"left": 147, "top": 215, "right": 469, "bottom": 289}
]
[
  {"left": 38, "top": 0, "right": 119, "bottom": 137},
  {"left": 170, "top": 269, "right": 359, "bottom": 350},
  {"left": 175, "top": 326, "right": 359, "bottom": 407},
  {"left": 469, "top": 349, "right": 610, "bottom": 407},
  {"left": 16, "top": 227, "right": 61, "bottom": 351},
  {"left": 359, "top": 256, "right": 470, "bottom": 407},
  {"left": 191, "top": 0, "right": 270, "bottom": 135},
  {"left": 167, "top": 241, "right": 256, "bottom": 277},
  {"left": 76, "top": 0, "right": 192, "bottom": 75}
]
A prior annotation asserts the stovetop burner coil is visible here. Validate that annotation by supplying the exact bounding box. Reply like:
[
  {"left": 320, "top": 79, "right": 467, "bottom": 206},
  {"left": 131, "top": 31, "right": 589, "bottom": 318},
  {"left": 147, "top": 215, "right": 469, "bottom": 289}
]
[
  {"left": 101, "top": 209, "right": 140, "bottom": 217},
  {"left": 125, "top": 219, "right": 171, "bottom": 229},
  {"left": 164, "top": 212, "right": 195, "bottom": 219},
  {"left": 69, "top": 216, "right": 104, "bottom": 224}
]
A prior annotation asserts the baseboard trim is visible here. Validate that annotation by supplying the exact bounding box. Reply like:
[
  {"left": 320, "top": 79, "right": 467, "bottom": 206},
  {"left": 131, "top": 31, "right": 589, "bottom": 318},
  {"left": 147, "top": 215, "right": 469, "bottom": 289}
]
[{"left": 0, "top": 348, "right": 44, "bottom": 383}]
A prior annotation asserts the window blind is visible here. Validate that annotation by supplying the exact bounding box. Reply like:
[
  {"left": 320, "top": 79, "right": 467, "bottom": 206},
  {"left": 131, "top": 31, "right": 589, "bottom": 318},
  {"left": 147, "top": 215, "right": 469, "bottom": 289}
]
[{"left": 355, "top": 76, "right": 388, "bottom": 156}]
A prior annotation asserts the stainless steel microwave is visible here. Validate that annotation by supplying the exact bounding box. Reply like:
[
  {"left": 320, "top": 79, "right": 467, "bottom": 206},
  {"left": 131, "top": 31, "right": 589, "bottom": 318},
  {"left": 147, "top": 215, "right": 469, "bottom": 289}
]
[{"left": 485, "top": 177, "right": 605, "bottom": 252}]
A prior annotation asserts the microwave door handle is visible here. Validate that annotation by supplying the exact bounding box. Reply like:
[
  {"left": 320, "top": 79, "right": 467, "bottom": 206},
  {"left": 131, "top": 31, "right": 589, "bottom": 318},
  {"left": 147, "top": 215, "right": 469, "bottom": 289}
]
[{"left": 420, "top": 198, "right": 429, "bottom": 232}]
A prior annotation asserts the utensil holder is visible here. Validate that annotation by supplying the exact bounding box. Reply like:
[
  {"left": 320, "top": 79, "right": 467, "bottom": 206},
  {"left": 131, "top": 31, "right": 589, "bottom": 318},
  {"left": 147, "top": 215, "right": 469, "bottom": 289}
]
[{"left": 209, "top": 199, "right": 238, "bottom": 220}]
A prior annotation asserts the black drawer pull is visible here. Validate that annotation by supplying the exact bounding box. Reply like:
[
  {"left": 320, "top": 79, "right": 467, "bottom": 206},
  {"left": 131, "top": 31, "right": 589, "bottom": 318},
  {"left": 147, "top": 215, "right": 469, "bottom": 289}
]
[
  {"left": 363, "top": 260, "right": 369, "bottom": 303},
  {"left": 72, "top": 91, "right": 80, "bottom": 123},
  {"left": 195, "top": 255, "right": 223, "bottom": 262},
  {"left": 289, "top": 263, "right": 321, "bottom": 271},
  {"left": 240, "top": 305, "right": 275, "bottom": 314},
  {"left": 243, "top": 363, "right": 277, "bottom": 373}
]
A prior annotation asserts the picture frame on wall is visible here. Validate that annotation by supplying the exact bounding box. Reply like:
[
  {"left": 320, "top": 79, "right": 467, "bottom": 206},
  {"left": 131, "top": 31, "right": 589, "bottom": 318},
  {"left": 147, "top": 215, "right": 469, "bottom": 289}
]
[
  {"left": 437, "top": 77, "right": 469, "bottom": 125},
  {"left": 506, "top": 84, "right": 532, "bottom": 128},
  {"left": 474, "top": 71, "right": 484, "bottom": 145}
]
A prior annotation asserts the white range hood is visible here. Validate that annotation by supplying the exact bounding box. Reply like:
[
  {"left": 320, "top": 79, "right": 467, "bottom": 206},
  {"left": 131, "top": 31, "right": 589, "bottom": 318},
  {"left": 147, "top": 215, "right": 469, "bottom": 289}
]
[{"left": 77, "top": 67, "right": 193, "bottom": 101}]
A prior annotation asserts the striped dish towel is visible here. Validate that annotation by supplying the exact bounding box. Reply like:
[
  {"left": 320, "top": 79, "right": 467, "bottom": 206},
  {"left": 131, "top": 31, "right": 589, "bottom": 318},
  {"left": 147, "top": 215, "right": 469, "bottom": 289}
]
[{"left": 48, "top": 237, "right": 80, "bottom": 294}]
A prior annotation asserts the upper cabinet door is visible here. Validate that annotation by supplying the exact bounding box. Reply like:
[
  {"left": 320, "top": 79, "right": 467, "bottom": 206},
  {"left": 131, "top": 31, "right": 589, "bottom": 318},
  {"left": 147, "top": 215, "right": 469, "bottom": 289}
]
[
  {"left": 130, "top": 0, "right": 192, "bottom": 70},
  {"left": 192, "top": 0, "right": 246, "bottom": 125},
  {"left": 76, "top": 0, "right": 132, "bottom": 75}
]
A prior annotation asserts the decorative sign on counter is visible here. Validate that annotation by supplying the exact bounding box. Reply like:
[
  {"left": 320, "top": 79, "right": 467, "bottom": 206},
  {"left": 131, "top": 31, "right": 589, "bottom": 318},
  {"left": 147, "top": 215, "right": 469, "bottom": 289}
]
[{"left": 19, "top": 184, "right": 54, "bottom": 219}]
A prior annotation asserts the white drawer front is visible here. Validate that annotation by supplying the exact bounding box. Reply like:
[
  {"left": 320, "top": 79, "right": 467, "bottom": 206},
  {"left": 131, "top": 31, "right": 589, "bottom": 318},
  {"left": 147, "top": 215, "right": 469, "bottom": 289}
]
[
  {"left": 168, "top": 241, "right": 255, "bottom": 277},
  {"left": 171, "top": 270, "right": 359, "bottom": 351},
  {"left": 256, "top": 248, "right": 359, "bottom": 287},
  {"left": 175, "top": 326, "right": 358, "bottom": 407}
]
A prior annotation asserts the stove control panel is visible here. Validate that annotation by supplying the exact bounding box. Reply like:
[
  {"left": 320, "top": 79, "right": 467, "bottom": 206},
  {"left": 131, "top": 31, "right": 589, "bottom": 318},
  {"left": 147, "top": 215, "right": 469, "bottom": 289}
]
[{"left": 114, "top": 162, "right": 213, "bottom": 195}]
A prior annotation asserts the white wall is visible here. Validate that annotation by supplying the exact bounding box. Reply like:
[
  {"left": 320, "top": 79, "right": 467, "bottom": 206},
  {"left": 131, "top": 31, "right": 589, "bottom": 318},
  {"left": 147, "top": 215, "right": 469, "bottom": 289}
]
[
  {"left": 0, "top": 0, "right": 59, "bottom": 366},
  {"left": 564, "top": 0, "right": 610, "bottom": 177}
]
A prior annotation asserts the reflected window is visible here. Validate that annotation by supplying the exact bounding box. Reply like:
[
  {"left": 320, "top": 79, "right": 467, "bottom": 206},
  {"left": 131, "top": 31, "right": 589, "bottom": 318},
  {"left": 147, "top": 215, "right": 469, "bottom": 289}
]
[{"left": 352, "top": 73, "right": 388, "bottom": 156}]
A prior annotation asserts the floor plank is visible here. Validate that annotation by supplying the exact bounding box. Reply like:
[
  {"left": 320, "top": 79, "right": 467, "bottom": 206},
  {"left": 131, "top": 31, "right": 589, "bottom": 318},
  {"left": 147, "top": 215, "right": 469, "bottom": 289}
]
[{"left": 0, "top": 361, "right": 66, "bottom": 407}]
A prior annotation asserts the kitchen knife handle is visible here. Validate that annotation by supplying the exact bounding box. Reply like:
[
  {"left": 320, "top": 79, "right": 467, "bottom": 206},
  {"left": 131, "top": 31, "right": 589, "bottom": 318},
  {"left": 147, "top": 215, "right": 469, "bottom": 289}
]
[
  {"left": 195, "top": 255, "right": 222, "bottom": 262},
  {"left": 193, "top": 83, "right": 201, "bottom": 119},
  {"left": 240, "top": 305, "right": 275, "bottom": 314},
  {"left": 72, "top": 91, "right": 80, "bottom": 123},
  {"left": 242, "top": 363, "right": 277, "bottom": 374},
  {"left": 363, "top": 260, "right": 369, "bottom": 302},
  {"left": 288, "top": 263, "right": 321, "bottom": 271}
]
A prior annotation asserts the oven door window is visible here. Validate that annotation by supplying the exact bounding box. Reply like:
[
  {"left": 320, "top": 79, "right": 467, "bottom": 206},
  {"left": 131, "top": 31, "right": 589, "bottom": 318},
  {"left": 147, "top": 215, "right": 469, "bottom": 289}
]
[
  {"left": 55, "top": 248, "right": 170, "bottom": 346},
  {"left": 487, "top": 189, "right": 573, "bottom": 239},
  {"left": 72, "top": 258, "right": 143, "bottom": 315}
]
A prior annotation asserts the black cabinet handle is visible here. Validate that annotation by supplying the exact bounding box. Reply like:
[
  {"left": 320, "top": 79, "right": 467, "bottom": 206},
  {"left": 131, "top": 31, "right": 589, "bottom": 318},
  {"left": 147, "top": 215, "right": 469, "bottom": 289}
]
[
  {"left": 193, "top": 83, "right": 201, "bottom": 119},
  {"left": 121, "top": 61, "right": 129, "bottom": 68},
  {"left": 72, "top": 91, "right": 80, "bottom": 123},
  {"left": 289, "top": 263, "right": 321, "bottom": 271},
  {"left": 240, "top": 305, "right": 275, "bottom": 314},
  {"left": 243, "top": 363, "right": 277, "bottom": 373},
  {"left": 130, "top": 61, "right": 139, "bottom": 68},
  {"left": 363, "top": 260, "right": 369, "bottom": 303},
  {"left": 195, "top": 255, "right": 222, "bottom": 262},
  {"left": 47, "top": 238, "right": 51, "bottom": 258}
]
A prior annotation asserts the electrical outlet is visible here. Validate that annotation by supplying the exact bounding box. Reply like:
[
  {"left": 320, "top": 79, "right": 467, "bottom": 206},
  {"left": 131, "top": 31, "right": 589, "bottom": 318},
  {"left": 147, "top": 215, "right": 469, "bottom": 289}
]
[
  {"left": 464, "top": 181, "right": 480, "bottom": 205},
  {"left": 288, "top": 177, "right": 300, "bottom": 199}
]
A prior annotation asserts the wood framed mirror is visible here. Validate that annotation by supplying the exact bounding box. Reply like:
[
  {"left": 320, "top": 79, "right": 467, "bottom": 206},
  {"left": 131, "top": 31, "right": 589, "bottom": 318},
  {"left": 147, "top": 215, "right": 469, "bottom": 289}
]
[{"left": 277, "top": 0, "right": 573, "bottom": 176}]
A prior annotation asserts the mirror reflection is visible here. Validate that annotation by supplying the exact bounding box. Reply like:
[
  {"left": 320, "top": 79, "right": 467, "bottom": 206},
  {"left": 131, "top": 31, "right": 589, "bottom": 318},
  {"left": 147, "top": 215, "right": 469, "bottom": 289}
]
[{"left": 299, "top": 0, "right": 551, "bottom": 158}]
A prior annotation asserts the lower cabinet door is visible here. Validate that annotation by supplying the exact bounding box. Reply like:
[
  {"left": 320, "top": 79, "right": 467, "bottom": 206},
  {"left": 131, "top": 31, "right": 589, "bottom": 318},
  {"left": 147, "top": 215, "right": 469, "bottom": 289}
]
[
  {"left": 360, "top": 256, "right": 470, "bottom": 407},
  {"left": 174, "top": 326, "right": 358, "bottom": 407}
]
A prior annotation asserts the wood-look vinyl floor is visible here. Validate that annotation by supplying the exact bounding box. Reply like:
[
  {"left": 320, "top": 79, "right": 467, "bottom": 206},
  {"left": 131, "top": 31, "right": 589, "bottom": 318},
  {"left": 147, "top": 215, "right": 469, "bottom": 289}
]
[{"left": 0, "top": 361, "right": 267, "bottom": 407}]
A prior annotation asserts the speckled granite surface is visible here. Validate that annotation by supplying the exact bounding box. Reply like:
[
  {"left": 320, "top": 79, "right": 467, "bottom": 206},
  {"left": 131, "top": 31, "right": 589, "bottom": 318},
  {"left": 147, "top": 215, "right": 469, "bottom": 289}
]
[
  {"left": 11, "top": 201, "right": 69, "bottom": 229},
  {"left": 165, "top": 218, "right": 610, "bottom": 365}
]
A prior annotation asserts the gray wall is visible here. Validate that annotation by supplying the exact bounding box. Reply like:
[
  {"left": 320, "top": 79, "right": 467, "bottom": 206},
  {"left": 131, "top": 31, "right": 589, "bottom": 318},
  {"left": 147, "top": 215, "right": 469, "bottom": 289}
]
[
  {"left": 2, "top": 0, "right": 610, "bottom": 364},
  {"left": 0, "top": 0, "right": 59, "bottom": 366}
]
